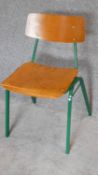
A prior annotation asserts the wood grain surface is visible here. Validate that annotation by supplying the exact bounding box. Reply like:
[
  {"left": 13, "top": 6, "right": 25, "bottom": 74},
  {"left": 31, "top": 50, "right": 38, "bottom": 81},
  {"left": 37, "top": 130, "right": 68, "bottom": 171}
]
[
  {"left": 25, "top": 13, "right": 85, "bottom": 42},
  {"left": 1, "top": 62, "right": 78, "bottom": 98}
]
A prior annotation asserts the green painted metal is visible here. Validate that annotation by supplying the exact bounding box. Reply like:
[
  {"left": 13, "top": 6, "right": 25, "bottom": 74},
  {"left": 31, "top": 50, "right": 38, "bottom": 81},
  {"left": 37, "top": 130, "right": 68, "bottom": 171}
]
[
  {"left": 5, "top": 90, "right": 10, "bottom": 137},
  {"left": 67, "top": 76, "right": 91, "bottom": 115},
  {"left": 73, "top": 43, "right": 78, "bottom": 68},
  {"left": 79, "top": 77, "right": 92, "bottom": 116},
  {"left": 73, "top": 83, "right": 80, "bottom": 96},
  {"left": 65, "top": 76, "right": 91, "bottom": 153},
  {"left": 31, "top": 39, "right": 39, "bottom": 103},
  {"left": 67, "top": 77, "right": 79, "bottom": 93},
  {"left": 67, "top": 77, "right": 91, "bottom": 116},
  {"left": 31, "top": 97, "right": 36, "bottom": 103},
  {"left": 66, "top": 87, "right": 73, "bottom": 154},
  {"left": 32, "top": 38, "right": 39, "bottom": 61}
]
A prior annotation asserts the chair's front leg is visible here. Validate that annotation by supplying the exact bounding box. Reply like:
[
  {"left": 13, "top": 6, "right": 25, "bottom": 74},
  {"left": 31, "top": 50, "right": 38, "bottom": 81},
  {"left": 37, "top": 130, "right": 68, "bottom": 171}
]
[
  {"left": 79, "top": 77, "right": 92, "bottom": 116},
  {"left": 5, "top": 90, "right": 10, "bottom": 137},
  {"left": 31, "top": 97, "right": 37, "bottom": 104},
  {"left": 66, "top": 88, "right": 73, "bottom": 154}
]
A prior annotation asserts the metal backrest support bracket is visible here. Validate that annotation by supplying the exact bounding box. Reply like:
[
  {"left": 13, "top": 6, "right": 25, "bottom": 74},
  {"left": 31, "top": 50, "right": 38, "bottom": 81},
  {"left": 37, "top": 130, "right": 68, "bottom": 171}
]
[
  {"left": 73, "top": 43, "right": 78, "bottom": 69},
  {"left": 32, "top": 39, "right": 39, "bottom": 62}
]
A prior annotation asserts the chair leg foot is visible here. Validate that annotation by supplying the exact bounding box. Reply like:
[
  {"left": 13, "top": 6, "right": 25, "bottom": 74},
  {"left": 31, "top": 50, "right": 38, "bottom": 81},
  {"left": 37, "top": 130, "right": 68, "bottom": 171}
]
[
  {"left": 79, "top": 77, "right": 92, "bottom": 116},
  {"left": 66, "top": 88, "right": 73, "bottom": 154},
  {"left": 5, "top": 90, "right": 10, "bottom": 137},
  {"left": 31, "top": 97, "right": 37, "bottom": 104}
]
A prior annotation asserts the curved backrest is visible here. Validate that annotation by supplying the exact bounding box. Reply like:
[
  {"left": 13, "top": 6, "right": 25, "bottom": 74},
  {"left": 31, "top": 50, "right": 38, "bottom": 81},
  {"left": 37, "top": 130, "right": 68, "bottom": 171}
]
[{"left": 25, "top": 13, "right": 85, "bottom": 43}]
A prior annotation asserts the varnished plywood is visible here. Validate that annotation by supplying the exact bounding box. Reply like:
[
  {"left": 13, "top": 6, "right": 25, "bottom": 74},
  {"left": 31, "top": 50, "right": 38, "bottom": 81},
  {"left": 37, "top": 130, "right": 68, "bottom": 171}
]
[
  {"left": 25, "top": 13, "right": 85, "bottom": 43},
  {"left": 0, "top": 62, "right": 78, "bottom": 98}
]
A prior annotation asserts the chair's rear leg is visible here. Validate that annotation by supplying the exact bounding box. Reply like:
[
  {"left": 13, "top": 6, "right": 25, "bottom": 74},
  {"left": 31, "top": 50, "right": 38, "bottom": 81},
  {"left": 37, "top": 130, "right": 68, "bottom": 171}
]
[
  {"left": 31, "top": 97, "right": 37, "bottom": 104},
  {"left": 5, "top": 90, "right": 10, "bottom": 137},
  {"left": 66, "top": 88, "right": 73, "bottom": 154},
  {"left": 79, "top": 77, "right": 92, "bottom": 116}
]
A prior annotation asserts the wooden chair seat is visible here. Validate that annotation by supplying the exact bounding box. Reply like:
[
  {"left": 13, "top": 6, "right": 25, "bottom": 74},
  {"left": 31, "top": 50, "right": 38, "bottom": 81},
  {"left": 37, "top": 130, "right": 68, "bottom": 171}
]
[{"left": 1, "top": 61, "right": 78, "bottom": 98}]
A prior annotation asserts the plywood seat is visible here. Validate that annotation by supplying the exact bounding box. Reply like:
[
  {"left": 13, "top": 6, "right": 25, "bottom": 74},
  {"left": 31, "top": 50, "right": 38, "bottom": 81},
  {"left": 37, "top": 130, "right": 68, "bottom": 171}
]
[{"left": 1, "top": 61, "right": 78, "bottom": 98}]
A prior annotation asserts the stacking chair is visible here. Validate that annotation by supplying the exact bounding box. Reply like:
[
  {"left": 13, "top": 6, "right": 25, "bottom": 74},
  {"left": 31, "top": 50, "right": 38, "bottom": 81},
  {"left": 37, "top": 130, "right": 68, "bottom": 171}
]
[{"left": 0, "top": 13, "right": 91, "bottom": 154}]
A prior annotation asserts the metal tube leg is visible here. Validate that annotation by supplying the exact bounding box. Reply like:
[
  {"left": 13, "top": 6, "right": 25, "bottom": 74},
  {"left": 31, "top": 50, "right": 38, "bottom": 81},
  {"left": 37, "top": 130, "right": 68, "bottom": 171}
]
[
  {"left": 79, "top": 77, "right": 92, "bottom": 116},
  {"left": 31, "top": 39, "right": 39, "bottom": 103},
  {"left": 5, "top": 90, "right": 10, "bottom": 137},
  {"left": 66, "top": 89, "right": 73, "bottom": 154},
  {"left": 31, "top": 97, "right": 37, "bottom": 104}
]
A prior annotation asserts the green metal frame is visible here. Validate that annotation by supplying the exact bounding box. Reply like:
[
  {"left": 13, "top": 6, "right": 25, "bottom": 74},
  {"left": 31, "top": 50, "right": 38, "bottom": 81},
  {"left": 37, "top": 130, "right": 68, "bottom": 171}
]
[
  {"left": 66, "top": 86, "right": 73, "bottom": 153},
  {"left": 5, "top": 41, "right": 92, "bottom": 155},
  {"left": 73, "top": 43, "right": 78, "bottom": 68},
  {"left": 5, "top": 90, "right": 10, "bottom": 137},
  {"left": 65, "top": 43, "right": 91, "bottom": 153},
  {"left": 31, "top": 39, "right": 39, "bottom": 103},
  {"left": 32, "top": 38, "right": 39, "bottom": 62},
  {"left": 65, "top": 76, "right": 91, "bottom": 153}
]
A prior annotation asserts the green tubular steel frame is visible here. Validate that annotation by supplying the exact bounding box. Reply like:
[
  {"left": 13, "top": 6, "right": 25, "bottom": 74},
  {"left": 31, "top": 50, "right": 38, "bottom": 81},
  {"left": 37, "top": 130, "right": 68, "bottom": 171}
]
[
  {"left": 5, "top": 41, "right": 92, "bottom": 155},
  {"left": 66, "top": 86, "right": 73, "bottom": 153},
  {"left": 5, "top": 90, "right": 10, "bottom": 137},
  {"left": 31, "top": 39, "right": 39, "bottom": 103},
  {"left": 65, "top": 76, "right": 91, "bottom": 153},
  {"left": 32, "top": 38, "right": 39, "bottom": 62},
  {"left": 73, "top": 43, "right": 78, "bottom": 68},
  {"left": 65, "top": 43, "right": 92, "bottom": 154}
]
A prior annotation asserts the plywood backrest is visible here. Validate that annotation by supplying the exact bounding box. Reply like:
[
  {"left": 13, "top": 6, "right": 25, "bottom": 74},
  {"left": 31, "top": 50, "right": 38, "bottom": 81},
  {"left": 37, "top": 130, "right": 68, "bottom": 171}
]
[{"left": 25, "top": 13, "right": 85, "bottom": 43}]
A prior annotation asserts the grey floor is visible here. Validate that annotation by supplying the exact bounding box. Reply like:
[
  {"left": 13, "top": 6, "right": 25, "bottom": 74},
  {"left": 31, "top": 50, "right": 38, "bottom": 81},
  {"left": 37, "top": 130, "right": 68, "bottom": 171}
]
[
  {"left": 0, "top": 97, "right": 98, "bottom": 175},
  {"left": 0, "top": 0, "right": 98, "bottom": 174}
]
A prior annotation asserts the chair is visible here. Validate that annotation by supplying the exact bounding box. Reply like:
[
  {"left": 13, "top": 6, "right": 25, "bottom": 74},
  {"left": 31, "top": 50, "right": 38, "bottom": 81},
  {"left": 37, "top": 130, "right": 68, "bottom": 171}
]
[{"left": 0, "top": 13, "right": 91, "bottom": 154}]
